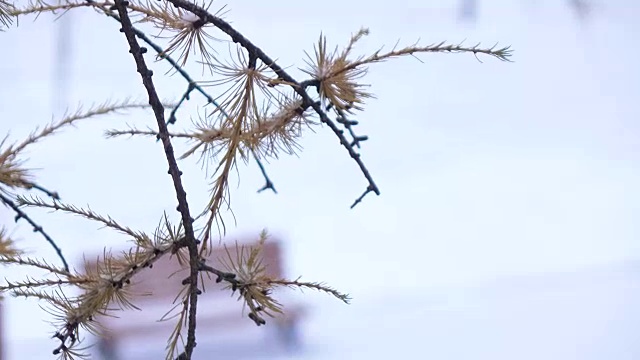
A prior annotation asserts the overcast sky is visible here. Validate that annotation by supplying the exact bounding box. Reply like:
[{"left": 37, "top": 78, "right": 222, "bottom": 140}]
[{"left": 1, "top": 0, "right": 639, "bottom": 359}]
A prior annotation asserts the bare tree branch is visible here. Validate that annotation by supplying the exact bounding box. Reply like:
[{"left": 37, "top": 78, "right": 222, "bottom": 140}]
[
  {"left": 0, "top": 192, "right": 69, "bottom": 271},
  {"left": 110, "top": 0, "right": 201, "bottom": 357}
]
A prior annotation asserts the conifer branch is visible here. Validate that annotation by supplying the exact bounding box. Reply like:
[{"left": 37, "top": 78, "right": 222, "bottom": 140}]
[
  {"left": 163, "top": 0, "right": 381, "bottom": 210},
  {"left": 0, "top": 277, "right": 93, "bottom": 292},
  {"left": 16, "top": 196, "right": 150, "bottom": 243},
  {"left": 9, "top": 99, "right": 156, "bottom": 156},
  {"left": 199, "top": 234, "right": 350, "bottom": 326},
  {"left": 268, "top": 278, "right": 351, "bottom": 304},
  {"left": 0, "top": 254, "right": 70, "bottom": 277},
  {"left": 10, "top": 1, "right": 100, "bottom": 16}
]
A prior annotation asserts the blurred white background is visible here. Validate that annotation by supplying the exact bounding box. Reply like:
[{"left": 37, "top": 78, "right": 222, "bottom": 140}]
[{"left": 1, "top": 0, "right": 639, "bottom": 359}]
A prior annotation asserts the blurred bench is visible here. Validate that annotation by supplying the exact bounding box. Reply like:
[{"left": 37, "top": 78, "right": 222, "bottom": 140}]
[{"left": 84, "top": 237, "right": 306, "bottom": 359}]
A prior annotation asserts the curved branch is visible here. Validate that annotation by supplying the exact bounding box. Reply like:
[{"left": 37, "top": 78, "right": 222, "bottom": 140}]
[{"left": 0, "top": 192, "right": 69, "bottom": 272}]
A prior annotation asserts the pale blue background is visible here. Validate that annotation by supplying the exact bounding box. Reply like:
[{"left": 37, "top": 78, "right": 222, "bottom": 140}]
[{"left": 1, "top": 0, "right": 639, "bottom": 359}]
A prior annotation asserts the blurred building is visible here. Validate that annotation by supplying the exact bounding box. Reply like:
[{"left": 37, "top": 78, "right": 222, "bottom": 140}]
[{"left": 86, "top": 237, "right": 307, "bottom": 360}]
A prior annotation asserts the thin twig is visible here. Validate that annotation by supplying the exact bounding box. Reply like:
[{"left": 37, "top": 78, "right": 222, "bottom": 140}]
[
  {"left": 30, "top": 183, "right": 60, "bottom": 199},
  {"left": 252, "top": 148, "right": 276, "bottom": 193},
  {"left": 0, "top": 192, "right": 69, "bottom": 271},
  {"left": 197, "top": 261, "right": 238, "bottom": 285},
  {"left": 167, "top": 82, "right": 196, "bottom": 125},
  {"left": 110, "top": 1, "right": 200, "bottom": 358},
  {"left": 330, "top": 103, "right": 368, "bottom": 149},
  {"left": 350, "top": 184, "right": 376, "bottom": 209}
]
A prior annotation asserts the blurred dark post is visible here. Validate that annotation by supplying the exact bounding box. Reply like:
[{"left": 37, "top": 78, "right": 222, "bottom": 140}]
[
  {"left": 53, "top": 0, "right": 73, "bottom": 113},
  {"left": 459, "top": 0, "right": 477, "bottom": 22},
  {"left": 568, "top": 0, "right": 591, "bottom": 21}
]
